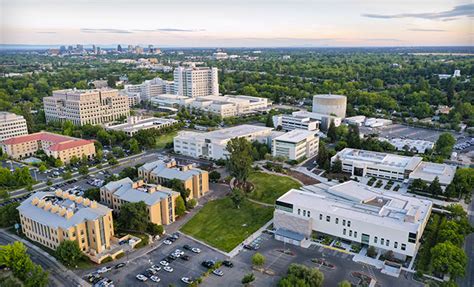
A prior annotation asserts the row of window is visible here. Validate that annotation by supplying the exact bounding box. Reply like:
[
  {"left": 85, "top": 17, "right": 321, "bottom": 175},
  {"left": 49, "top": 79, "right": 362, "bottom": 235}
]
[{"left": 374, "top": 236, "right": 407, "bottom": 251}]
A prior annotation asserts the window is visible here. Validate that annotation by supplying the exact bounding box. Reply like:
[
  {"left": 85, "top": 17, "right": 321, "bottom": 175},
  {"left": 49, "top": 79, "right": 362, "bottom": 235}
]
[
  {"left": 374, "top": 236, "right": 378, "bottom": 243},
  {"left": 319, "top": 214, "right": 323, "bottom": 220},
  {"left": 336, "top": 218, "right": 339, "bottom": 224},
  {"left": 401, "top": 244, "right": 406, "bottom": 251},
  {"left": 342, "top": 219, "right": 346, "bottom": 226},
  {"left": 303, "top": 210, "right": 306, "bottom": 216},
  {"left": 298, "top": 209, "right": 301, "bottom": 215},
  {"left": 326, "top": 216, "right": 330, "bottom": 222},
  {"left": 347, "top": 221, "right": 351, "bottom": 227},
  {"left": 349, "top": 230, "right": 352, "bottom": 236},
  {"left": 394, "top": 242, "right": 398, "bottom": 248},
  {"left": 343, "top": 229, "right": 346, "bottom": 235},
  {"left": 408, "top": 232, "right": 417, "bottom": 243},
  {"left": 381, "top": 238, "right": 384, "bottom": 245},
  {"left": 386, "top": 240, "right": 390, "bottom": 247},
  {"left": 354, "top": 231, "right": 357, "bottom": 238},
  {"left": 307, "top": 211, "right": 311, "bottom": 217}
]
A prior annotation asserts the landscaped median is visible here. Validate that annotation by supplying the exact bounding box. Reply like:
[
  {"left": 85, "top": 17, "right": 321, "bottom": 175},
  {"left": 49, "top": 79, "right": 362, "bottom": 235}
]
[{"left": 180, "top": 197, "right": 273, "bottom": 252}]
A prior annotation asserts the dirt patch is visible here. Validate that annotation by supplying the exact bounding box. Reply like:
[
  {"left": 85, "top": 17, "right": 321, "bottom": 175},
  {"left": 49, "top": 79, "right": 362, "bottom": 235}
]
[{"left": 287, "top": 170, "right": 320, "bottom": 185}]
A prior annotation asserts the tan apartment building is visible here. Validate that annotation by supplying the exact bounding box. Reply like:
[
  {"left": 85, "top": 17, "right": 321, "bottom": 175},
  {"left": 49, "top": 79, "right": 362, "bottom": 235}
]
[
  {"left": 138, "top": 159, "right": 209, "bottom": 199},
  {"left": 0, "top": 112, "right": 28, "bottom": 141},
  {"left": 1, "top": 132, "right": 96, "bottom": 163},
  {"left": 17, "top": 190, "right": 117, "bottom": 263},
  {"left": 43, "top": 88, "right": 130, "bottom": 126},
  {"left": 100, "top": 178, "right": 179, "bottom": 225}
]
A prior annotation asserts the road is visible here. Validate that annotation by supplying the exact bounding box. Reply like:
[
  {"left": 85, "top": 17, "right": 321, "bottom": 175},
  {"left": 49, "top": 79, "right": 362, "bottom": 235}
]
[
  {"left": 0, "top": 229, "right": 87, "bottom": 287},
  {"left": 458, "top": 194, "right": 474, "bottom": 287}
]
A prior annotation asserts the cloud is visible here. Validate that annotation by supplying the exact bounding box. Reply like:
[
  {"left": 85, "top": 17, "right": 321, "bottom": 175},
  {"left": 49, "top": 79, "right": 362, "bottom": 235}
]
[
  {"left": 362, "top": 38, "right": 403, "bottom": 42},
  {"left": 36, "top": 31, "right": 57, "bottom": 34},
  {"left": 133, "top": 28, "right": 206, "bottom": 32},
  {"left": 80, "top": 28, "right": 132, "bottom": 34},
  {"left": 362, "top": 3, "right": 474, "bottom": 21},
  {"left": 408, "top": 28, "right": 446, "bottom": 32}
]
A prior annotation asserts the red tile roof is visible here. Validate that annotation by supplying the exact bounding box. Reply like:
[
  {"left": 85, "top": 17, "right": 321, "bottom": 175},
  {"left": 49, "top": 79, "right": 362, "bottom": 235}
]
[{"left": 2, "top": 132, "right": 94, "bottom": 151}]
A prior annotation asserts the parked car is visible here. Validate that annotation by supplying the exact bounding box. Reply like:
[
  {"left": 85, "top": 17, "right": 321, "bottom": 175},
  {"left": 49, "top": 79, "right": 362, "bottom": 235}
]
[
  {"left": 97, "top": 266, "right": 111, "bottom": 274},
  {"left": 136, "top": 274, "right": 147, "bottom": 282},
  {"left": 114, "top": 263, "right": 126, "bottom": 269},
  {"left": 163, "top": 266, "right": 174, "bottom": 273},
  {"left": 183, "top": 244, "right": 192, "bottom": 250},
  {"left": 159, "top": 260, "right": 169, "bottom": 266},
  {"left": 171, "top": 232, "right": 180, "bottom": 239},
  {"left": 191, "top": 247, "right": 201, "bottom": 254},
  {"left": 201, "top": 260, "right": 215, "bottom": 268},
  {"left": 180, "top": 254, "right": 190, "bottom": 261},
  {"left": 151, "top": 265, "right": 161, "bottom": 271},
  {"left": 212, "top": 269, "right": 224, "bottom": 276},
  {"left": 181, "top": 277, "right": 193, "bottom": 284},
  {"left": 223, "top": 260, "right": 233, "bottom": 268},
  {"left": 150, "top": 276, "right": 160, "bottom": 283},
  {"left": 163, "top": 240, "right": 172, "bottom": 245}
]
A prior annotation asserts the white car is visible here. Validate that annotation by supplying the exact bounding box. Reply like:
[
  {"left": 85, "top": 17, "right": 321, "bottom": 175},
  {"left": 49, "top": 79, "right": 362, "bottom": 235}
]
[
  {"left": 159, "top": 260, "right": 169, "bottom": 266},
  {"left": 97, "top": 266, "right": 111, "bottom": 274},
  {"left": 163, "top": 266, "right": 173, "bottom": 273},
  {"left": 136, "top": 274, "right": 147, "bottom": 281},
  {"left": 213, "top": 269, "right": 224, "bottom": 276},
  {"left": 150, "top": 276, "right": 160, "bottom": 282},
  {"left": 181, "top": 277, "right": 193, "bottom": 284},
  {"left": 174, "top": 249, "right": 184, "bottom": 256},
  {"left": 151, "top": 265, "right": 161, "bottom": 271},
  {"left": 191, "top": 247, "right": 201, "bottom": 254},
  {"left": 163, "top": 240, "right": 172, "bottom": 245}
]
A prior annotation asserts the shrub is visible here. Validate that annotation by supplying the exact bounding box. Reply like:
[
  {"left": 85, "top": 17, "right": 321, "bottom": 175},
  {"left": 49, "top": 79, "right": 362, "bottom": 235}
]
[
  {"left": 242, "top": 273, "right": 255, "bottom": 284},
  {"left": 187, "top": 198, "right": 197, "bottom": 209},
  {"left": 115, "top": 252, "right": 125, "bottom": 259},
  {"left": 367, "top": 246, "right": 377, "bottom": 258},
  {"left": 101, "top": 256, "right": 113, "bottom": 264}
]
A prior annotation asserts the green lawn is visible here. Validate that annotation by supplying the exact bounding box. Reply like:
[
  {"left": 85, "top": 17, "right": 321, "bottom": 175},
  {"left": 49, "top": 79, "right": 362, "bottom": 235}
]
[
  {"left": 155, "top": 131, "right": 177, "bottom": 149},
  {"left": 247, "top": 172, "right": 301, "bottom": 204},
  {"left": 180, "top": 197, "right": 273, "bottom": 252}
]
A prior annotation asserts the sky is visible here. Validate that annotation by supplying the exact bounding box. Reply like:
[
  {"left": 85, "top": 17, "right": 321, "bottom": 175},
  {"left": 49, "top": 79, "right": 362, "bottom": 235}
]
[{"left": 1, "top": 0, "right": 473, "bottom": 47}]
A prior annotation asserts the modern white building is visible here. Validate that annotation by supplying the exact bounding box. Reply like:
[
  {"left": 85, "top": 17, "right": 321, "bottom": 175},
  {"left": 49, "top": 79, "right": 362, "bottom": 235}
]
[
  {"left": 173, "top": 125, "right": 273, "bottom": 160},
  {"left": 174, "top": 66, "right": 219, "bottom": 97},
  {"left": 272, "top": 130, "right": 319, "bottom": 161},
  {"left": 272, "top": 114, "right": 320, "bottom": 132},
  {"left": 292, "top": 111, "right": 342, "bottom": 130},
  {"left": 105, "top": 116, "right": 178, "bottom": 136},
  {"left": 150, "top": 94, "right": 270, "bottom": 118},
  {"left": 123, "top": 77, "right": 174, "bottom": 102},
  {"left": 331, "top": 148, "right": 456, "bottom": 186},
  {"left": 379, "top": 138, "right": 434, "bottom": 154},
  {"left": 43, "top": 89, "right": 130, "bottom": 126},
  {"left": 126, "top": 92, "right": 141, "bottom": 107},
  {"left": 0, "top": 112, "right": 28, "bottom": 141},
  {"left": 273, "top": 180, "right": 433, "bottom": 258},
  {"left": 312, "top": 94, "right": 347, "bottom": 118}
]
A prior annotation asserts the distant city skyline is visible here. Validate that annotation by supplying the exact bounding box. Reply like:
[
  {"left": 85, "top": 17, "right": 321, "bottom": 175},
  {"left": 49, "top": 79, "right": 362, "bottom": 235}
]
[{"left": 2, "top": 0, "right": 473, "bottom": 47}]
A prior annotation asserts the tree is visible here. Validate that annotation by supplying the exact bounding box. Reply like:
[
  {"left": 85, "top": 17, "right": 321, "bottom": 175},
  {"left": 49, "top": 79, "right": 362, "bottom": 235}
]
[
  {"left": 83, "top": 188, "right": 100, "bottom": 201},
  {"left": 209, "top": 171, "right": 221, "bottom": 183},
  {"left": 0, "top": 241, "right": 48, "bottom": 286},
  {"left": 438, "top": 221, "right": 464, "bottom": 246},
  {"left": 367, "top": 246, "right": 377, "bottom": 258},
  {"left": 117, "top": 201, "right": 149, "bottom": 232},
  {"left": 108, "top": 156, "right": 118, "bottom": 166},
  {"left": 331, "top": 159, "right": 342, "bottom": 173},
  {"left": 78, "top": 165, "right": 88, "bottom": 176},
  {"left": 265, "top": 113, "right": 274, "bottom": 127},
  {"left": 410, "top": 178, "right": 428, "bottom": 192},
  {"left": 62, "top": 171, "right": 72, "bottom": 180},
  {"left": 346, "top": 125, "right": 361, "bottom": 149},
  {"left": 230, "top": 188, "right": 244, "bottom": 209},
  {"left": 435, "top": 133, "right": 456, "bottom": 157},
  {"left": 226, "top": 137, "right": 253, "bottom": 183},
  {"left": 54, "top": 158, "right": 63, "bottom": 168},
  {"left": 0, "top": 202, "right": 20, "bottom": 227},
  {"left": 427, "top": 176, "right": 442, "bottom": 197},
  {"left": 128, "top": 138, "right": 140, "bottom": 155},
  {"left": 146, "top": 223, "right": 164, "bottom": 236},
  {"left": 431, "top": 241, "right": 467, "bottom": 279},
  {"left": 175, "top": 196, "right": 186, "bottom": 217},
  {"left": 252, "top": 252, "right": 265, "bottom": 267},
  {"left": 338, "top": 280, "right": 351, "bottom": 287},
  {"left": 278, "top": 263, "right": 324, "bottom": 287},
  {"left": 241, "top": 273, "right": 255, "bottom": 285},
  {"left": 55, "top": 240, "right": 83, "bottom": 267},
  {"left": 186, "top": 198, "right": 197, "bottom": 209},
  {"left": 38, "top": 164, "right": 47, "bottom": 173},
  {"left": 327, "top": 121, "right": 337, "bottom": 142},
  {"left": 0, "top": 190, "right": 10, "bottom": 201}
]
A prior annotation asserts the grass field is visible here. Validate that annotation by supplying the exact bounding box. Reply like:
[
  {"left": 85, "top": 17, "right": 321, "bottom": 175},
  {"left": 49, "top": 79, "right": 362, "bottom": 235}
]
[
  {"left": 155, "top": 131, "right": 177, "bottom": 149},
  {"left": 180, "top": 197, "right": 273, "bottom": 252},
  {"left": 247, "top": 172, "right": 301, "bottom": 204}
]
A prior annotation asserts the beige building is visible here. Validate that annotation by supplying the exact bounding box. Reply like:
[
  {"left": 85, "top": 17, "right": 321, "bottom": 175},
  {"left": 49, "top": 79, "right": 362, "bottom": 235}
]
[
  {"left": 312, "top": 94, "right": 347, "bottom": 118},
  {"left": 43, "top": 88, "right": 130, "bottom": 126},
  {"left": 272, "top": 130, "right": 319, "bottom": 161},
  {"left": 100, "top": 178, "right": 179, "bottom": 225},
  {"left": 0, "top": 112, "right": 29, "bottom": 141},
  {"left": 1, "top": 132, "right": 96, "bottom": 163},
  {"left": 174, "top": 66, "right": 219, "bottom": 97},
  {"left": 138, "top": 159, "right": 209, "bottom": 199},
  {"left": 17, "top": 190, "right": 120, "bottom": 263}
]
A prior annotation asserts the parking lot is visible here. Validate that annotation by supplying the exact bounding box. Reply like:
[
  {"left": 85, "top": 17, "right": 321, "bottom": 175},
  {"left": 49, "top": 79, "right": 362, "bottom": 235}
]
[
  {"left": 364, "top": 124, "right": 459, "bottom": 143},
  {"left": 92, "top": 234, "right": 230, "bottom": 286}
]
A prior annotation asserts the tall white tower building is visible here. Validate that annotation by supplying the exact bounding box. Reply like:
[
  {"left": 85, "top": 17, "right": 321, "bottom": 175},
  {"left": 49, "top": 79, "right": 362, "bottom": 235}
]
[{"left": 173, "top": 66, "right": 219, "bottom": 97}]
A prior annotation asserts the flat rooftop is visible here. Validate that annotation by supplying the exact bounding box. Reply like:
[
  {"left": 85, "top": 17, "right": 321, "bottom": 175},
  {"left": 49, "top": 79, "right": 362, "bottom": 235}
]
[
  {"left": 140, "top": 159, "right": 205, "bottom": 181},
  {"left": 274, "top": 129, "right": 316, "bottom": 143},
  {"left": 313, "top": 94, "right": 346, "bottom": 100},
  {"left": 17, "top": 191, "right": 111, "bottom": 229},
  {"left": 107, "top": 117, "right": 177, "bottom": 132},
  {"left": 277, "top": 181, "right": 432, "bottom": 232},
  {"left": 176, "top": 125, "right": 272, "bottom": 142},
  {"left": 335, "top": 148, "right": 422, "bottom": 170},
  {"left": 410, "top": 161, "right": 456, "bottom": 185}
]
